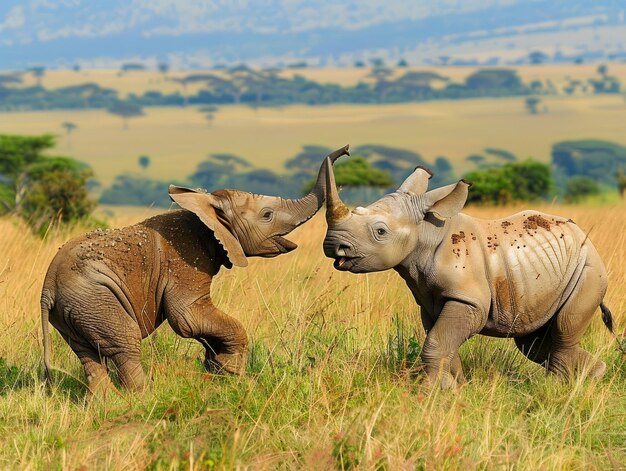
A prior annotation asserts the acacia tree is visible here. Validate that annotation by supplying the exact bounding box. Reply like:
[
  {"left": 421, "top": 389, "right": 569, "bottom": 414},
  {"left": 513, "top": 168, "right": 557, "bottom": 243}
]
[
  {"left": 368, "top": 66, "right": 394, "bottom": 101},
  {"left": 525, "top": 96, "right": 542, "bottom": 114},
  {"left": 190, "top": 153, "right": 252, "bottom": 190},
  {"left": 395, "top": 71, "right": 447, "bottom": 100},
  {"left": 138, "top": 155, "right": 151, "bottom": 171},
  {"left": 61, "top": 122, "right": 77, "bottom": 149},
  {"left": 157, "top": 62, "right": 170, "bottom": 77},
  {"left": 29, "top": 67, "right": 45, "bottom": 86},
  {"left": 107, "top": 101, "right": 144, "bottom": 130},
  {"left": 466, "top": 154, "right": 486, "bottom": 166},
  {"left": 528, "top": 51, "right": 548, "bottom": 64},
  {"left": 242, "top": 69, "right": 273, "bottom": 106},
  {"left": 207, "top": 68, "right": 248, "bottom": 104},
  {"left": 199, "top": 105, "right": 218, "bottom": 127},
  {"left": 172, "top": 77, "right": 191, "bottom": 106}
]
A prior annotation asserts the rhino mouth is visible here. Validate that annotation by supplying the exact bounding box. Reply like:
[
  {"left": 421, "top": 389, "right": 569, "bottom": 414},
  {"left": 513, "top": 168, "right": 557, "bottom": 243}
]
[
  {"left": 260, "top": 235, "right": 298, "bottom": 257},
  {"left": 333, "top": 255, "right": 361, "bottom": 271},
  {"left": 274, "top": 235, "right": 298, "bottom": 253}
]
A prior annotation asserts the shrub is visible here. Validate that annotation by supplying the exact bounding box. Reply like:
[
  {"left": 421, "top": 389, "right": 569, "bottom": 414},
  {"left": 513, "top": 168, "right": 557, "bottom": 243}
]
[
  {"left": 0, "top": 134, "right": 96, "bottom": 231},
  {"left": 19, "top": 157, "right": 96, "bottom": 227},
  {"left": 464, "top": 159, "right": 553, "bottom": 205}
]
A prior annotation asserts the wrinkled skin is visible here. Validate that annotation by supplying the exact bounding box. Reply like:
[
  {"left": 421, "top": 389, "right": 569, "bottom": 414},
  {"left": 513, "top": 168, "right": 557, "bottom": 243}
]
[
  {"left": 41, "top": 146, "right": 349, "bottom": 392},
  {"left": 322, "top": 159, "right": 614, "bottom": 388}
]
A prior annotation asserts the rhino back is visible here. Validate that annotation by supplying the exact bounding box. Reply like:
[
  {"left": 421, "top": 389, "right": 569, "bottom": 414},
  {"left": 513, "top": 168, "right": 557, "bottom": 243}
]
[
  {"left": 479, "top": 211, "right": 587, "bottom": 336},
  {"left": 45, "top": 210, "right": 225, "bottom": 338}
]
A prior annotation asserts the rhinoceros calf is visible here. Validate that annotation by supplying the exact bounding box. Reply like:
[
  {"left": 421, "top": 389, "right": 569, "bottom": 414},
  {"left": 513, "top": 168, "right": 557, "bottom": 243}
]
[
  {"left": 321, "top": 159, "right": 614, "bottom": 388},
  {"left": 40, "top": 147, "right": 350, "bottom": 391}
]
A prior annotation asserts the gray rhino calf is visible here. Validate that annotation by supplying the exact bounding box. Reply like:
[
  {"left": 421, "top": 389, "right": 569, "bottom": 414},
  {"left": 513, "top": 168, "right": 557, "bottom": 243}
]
[
  {"left": 41, "top": 146, "right": 349, "bottom": 391},
  {"left": 322, "top": 159, "right": 614, "bottom": 388}
]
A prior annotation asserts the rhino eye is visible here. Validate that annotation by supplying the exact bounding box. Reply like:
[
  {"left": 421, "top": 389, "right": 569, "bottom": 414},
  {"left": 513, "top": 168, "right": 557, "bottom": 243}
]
[
  {"left": 373, "top": 223, "right": 390, "bottom": 240},
  {"left": 261, "top": 209, "right": 274, "bottom": 221}
]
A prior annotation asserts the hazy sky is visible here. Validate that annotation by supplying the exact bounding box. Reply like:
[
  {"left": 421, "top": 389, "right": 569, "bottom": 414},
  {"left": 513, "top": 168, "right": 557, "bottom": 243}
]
[
  {"left": 1, "top": 1, "right": 621, "bottom": 68},
  {"left": 0, "top": 0, "right": 522, "bottom": 44}
]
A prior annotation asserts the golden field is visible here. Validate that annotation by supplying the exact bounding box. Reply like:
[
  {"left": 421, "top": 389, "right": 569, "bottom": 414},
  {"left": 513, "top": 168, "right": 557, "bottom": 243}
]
[
  {"left": 2, "top": 94, "right": 626, "bottom": 187},
  {"left": 0, "top": 200, "right": 624, "bottom": 469}
]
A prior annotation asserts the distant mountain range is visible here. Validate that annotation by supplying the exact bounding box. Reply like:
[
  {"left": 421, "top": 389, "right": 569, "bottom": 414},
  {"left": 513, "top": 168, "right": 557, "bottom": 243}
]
[{"left": 1, "top": 0, "right": 625, "bottom": 70}]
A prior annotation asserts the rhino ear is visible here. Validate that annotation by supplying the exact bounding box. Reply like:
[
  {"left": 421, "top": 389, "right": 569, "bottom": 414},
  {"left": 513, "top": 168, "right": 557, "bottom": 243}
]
[
  {"left": 397, "top": 166, "right": 433, "bottom": 195},
  {"left": 424, "top": 180, "right": 471, "bottom": 219},
  {"left": 168, "top": 185, "right": 248, "bottom": 267}
]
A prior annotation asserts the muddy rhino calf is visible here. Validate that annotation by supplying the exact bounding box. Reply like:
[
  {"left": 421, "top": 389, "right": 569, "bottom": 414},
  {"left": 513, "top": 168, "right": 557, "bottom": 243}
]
[{"left": 40, "top": 146, "right": 349, "bottom": 391}]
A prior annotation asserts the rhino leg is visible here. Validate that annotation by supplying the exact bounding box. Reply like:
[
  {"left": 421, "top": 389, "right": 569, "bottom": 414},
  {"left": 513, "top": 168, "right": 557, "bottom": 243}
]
[
  {"left": 78, "top": 350, "right": 110, "bottom": 392},
  {"left": 109, "top": 344, "right": 145, "bottom": 391},
  {"left": 81, "top": 310, "right": 145, "bottom": 391},
  {"left": 421, "top": 310, "right": 465, "bottom": 384},
  {"left": 450, "top": 353, "right": 466, "bottom": 384},
  {"left": 547, "top": 255, "right": 608, "bottom": 379},
  {"left": 514, "top": 321, "right": 553, "bottom": 368},
  {"left": 167, "top": 297, "right": 248, "bottom": 375},
  {"left": 58, "top": 330, "right": 111, "bottom": 393},
  {"left": 550, "top": 346, "right": 606, "bottom": 379},
  {"left": 85, "top": 306, "right": 145, "bottom": 391},
  {"left": 49, "top": 301, "right": 115, "bottom": 392},
  {"left": 421, "top": 301, "right": 485, "bottom": 389}
]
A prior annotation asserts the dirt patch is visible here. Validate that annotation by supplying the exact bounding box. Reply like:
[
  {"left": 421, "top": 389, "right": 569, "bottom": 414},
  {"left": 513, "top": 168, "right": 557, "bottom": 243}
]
[
  {"left": 451, "top": 231, "right": 466, "bottom": 244},
  {"left": 523, "top": 215, "right": 552, "bottom": 231},
  {"left": 555, "top": 218, "right": 575, "bottom": 226}
]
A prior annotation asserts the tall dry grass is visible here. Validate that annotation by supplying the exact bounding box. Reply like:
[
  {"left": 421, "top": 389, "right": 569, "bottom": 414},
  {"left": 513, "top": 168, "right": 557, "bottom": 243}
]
[{"left": 0, "top": 201, "right": 624, "bottom": 469}]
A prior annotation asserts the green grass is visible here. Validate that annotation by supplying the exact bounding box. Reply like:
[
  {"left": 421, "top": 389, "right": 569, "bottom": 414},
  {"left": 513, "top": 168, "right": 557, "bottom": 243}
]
[{"left": 2, "top": 314, "right": 624, "bottom": 469}]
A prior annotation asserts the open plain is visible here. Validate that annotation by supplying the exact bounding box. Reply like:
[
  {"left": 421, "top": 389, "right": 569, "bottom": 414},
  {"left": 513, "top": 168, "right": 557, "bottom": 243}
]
[{"left": 2, "top": 94, "right": 626, "bottom": 187}]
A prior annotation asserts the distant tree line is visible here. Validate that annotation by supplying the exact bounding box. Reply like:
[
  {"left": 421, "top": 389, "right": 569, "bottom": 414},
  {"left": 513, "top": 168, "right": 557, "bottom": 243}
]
[
  {"left": 101, "top": 137, "right": 626, "bottom": 208},
  {"left": 2, "top": 63, "right": 623, "bottom": 113},
  {"left": 551, "top": 139, "right": 626, "bottom": 202},
  {"left": 532, "top": 64, "right": 622, "bottom": 97},
  {"left": 0, "top": 67, "right": 536, "bottom": 111},
  {"left": 551, "top": 140, "right": 626, "bottom": 184},
  {"left": 0, "top": 81, "right": 118, "bottom": 111},
  {"left": 3, "top": 134, "right": 624, "bottom": 220}
]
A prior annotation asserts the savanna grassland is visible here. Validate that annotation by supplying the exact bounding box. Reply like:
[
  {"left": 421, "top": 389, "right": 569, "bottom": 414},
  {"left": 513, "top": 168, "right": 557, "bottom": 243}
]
[
  {"left": 2, "top": 94, "right": 626, "bottom": 187},
  {"left": 0, "top": 201, "right": 625, "bottom": 469}
]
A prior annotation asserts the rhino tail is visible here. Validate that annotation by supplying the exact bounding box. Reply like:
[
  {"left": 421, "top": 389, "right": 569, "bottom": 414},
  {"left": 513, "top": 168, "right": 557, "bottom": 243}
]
[
  {"left": 599, "top": 302, "right": 614, "bottom": 334},
  {"left": 41, "top": 289, "right": 55, "bottom": 384}
]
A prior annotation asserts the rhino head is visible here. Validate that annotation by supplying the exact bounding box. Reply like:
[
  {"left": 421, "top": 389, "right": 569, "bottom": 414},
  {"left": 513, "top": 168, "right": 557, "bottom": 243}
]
[
  {"left": 322, "top": 157, "right": 471, "bottom": 273},
  {"left": 170, "top": 145, "right": 350, "bottom": 267}
]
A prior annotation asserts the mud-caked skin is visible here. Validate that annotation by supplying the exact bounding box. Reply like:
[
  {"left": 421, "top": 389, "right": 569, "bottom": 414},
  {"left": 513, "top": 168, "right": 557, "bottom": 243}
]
[
  {"left": 41, "top": 146, "right": 350, "bottom": 391},
  {"left": 322, "top": 159, "right": 614, "bottom": 389}
]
